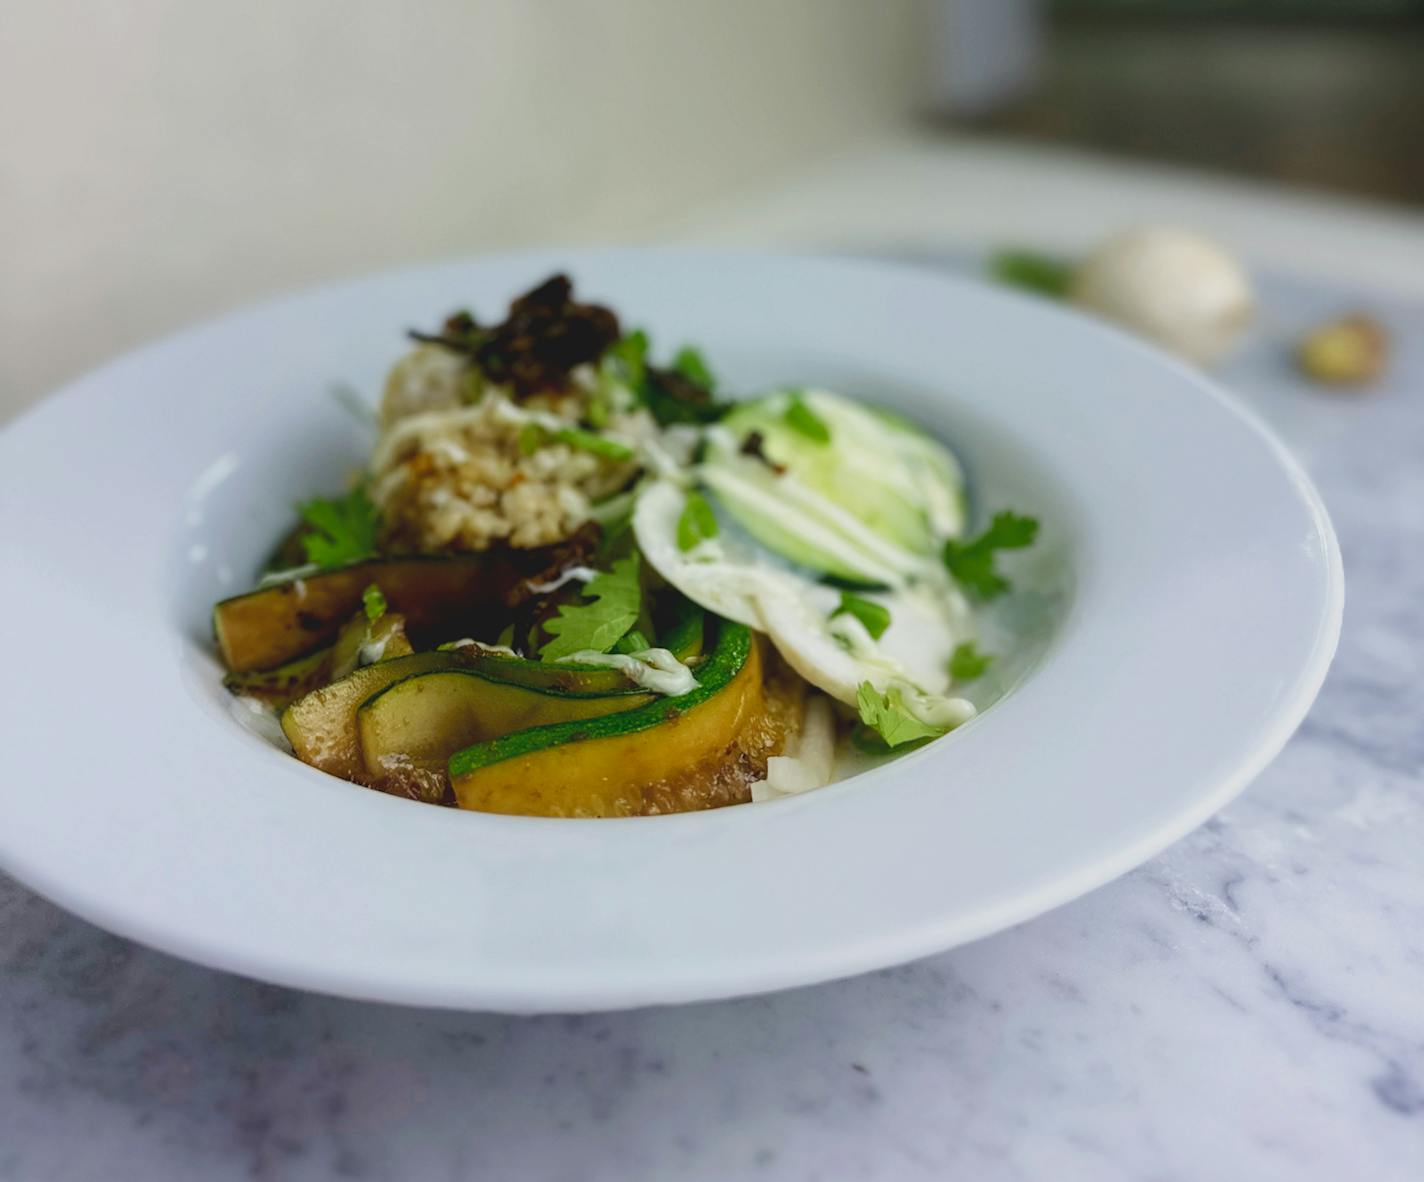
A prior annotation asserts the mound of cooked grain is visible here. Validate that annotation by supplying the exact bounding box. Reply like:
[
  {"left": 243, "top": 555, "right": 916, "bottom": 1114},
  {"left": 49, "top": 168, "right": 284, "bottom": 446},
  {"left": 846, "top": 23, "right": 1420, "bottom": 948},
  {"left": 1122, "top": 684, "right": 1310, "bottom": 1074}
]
[{"left": 371, "top": 390, "right": 645, "bottom": 553}]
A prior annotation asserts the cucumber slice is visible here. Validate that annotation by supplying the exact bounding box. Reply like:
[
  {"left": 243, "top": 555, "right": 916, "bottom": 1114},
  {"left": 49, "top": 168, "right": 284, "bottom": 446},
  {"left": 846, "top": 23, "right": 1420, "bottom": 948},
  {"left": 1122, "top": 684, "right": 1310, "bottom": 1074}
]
[{"left": 702, "top": 390, "right": 967, "bottom": 582}]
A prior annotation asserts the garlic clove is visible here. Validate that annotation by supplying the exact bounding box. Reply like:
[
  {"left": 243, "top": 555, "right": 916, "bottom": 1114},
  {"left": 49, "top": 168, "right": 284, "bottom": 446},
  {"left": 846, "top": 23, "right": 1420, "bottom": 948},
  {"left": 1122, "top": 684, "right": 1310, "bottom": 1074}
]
[{"left": 1070, "top": 227, "right": 1255, "bottom": 368}]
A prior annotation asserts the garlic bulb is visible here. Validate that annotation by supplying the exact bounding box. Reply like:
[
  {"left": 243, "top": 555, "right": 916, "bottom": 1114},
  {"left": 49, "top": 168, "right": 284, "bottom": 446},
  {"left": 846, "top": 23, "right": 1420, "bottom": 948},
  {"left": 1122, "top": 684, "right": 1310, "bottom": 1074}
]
[{"left": 1070, "top": 228, "right": 1254, "bottom": 367}]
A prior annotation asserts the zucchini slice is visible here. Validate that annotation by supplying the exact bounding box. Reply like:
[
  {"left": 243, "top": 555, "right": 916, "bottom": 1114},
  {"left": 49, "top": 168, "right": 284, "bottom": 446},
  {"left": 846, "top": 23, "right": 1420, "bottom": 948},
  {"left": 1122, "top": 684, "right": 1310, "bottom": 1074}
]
[
  {"left": 449, "top": 620, "right": 763, "bottom": 817},
  {"left": 357, "top": 671, "right": 652, "bottom": 787},
  {"left": 223, "top": 645, "right": 337, "bottom": 709},
  {"left": 455, "top": 600, "right": 704, "bottom": 696},
  {"left": 222, "top": 611, "right": 412, "bottom": 709},
  {"left": 280, "top": 651, "right": 465, "bottom": 792},
  {"left": 214, "top": 556, "right": 503, "bottom": 673}
]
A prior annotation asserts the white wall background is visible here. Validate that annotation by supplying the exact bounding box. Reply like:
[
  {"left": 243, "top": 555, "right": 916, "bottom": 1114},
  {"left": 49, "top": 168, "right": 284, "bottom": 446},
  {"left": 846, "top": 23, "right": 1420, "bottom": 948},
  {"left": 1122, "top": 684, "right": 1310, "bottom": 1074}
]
[{"left": 0, "top": 0, "right": 926, "bottom": 420}]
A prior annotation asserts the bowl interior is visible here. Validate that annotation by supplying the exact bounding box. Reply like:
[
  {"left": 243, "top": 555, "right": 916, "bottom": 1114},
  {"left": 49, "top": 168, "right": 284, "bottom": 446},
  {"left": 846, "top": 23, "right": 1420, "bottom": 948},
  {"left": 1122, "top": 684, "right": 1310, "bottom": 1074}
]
[
  {"left": 0, "top": 249, "right": 1338, "bottom": 1010},
  {"left": 174, "top": 331, "right": 1078, "bottom": 778}
]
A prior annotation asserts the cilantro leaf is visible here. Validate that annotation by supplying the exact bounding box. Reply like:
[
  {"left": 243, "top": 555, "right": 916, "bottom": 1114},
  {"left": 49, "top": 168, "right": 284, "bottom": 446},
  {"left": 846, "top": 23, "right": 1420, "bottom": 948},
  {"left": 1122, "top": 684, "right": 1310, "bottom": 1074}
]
[
  {"left": 831, "top": 592, "right": 891, "bottom": 640},
  {"left": 849, "top": 724, "right": 895, "bottom": 755},
  {"left": 989, "top": 249, "right": 1074, "bottom": 298},
  {"left": 784, "top": 393, "right": 831, "bottom": 443},
  {"left": 606, "top": 330, "right": 649, "bottom": 388},
  {"left": 855, "top": 681, "right": 943, "bottom": 748},
  {"left": 949, "top": 641, "right": 993, "bottom": 681},
  {"left": 298, "top": 487, "right": 380, "bottom": 569},
  {"left": 591, "top": 331, "right": 649, "bottom": 428},
  {"left": 540, "top": 554, "right": 642, "bottom": 661},
  {"left": 672, "top": 346, "right": 716, "bottom": 391},
  {"left": 677, "top": 490, "right": 719, "bottom": 552},
  {"left": 942, "top": 510, "right": 1039, "bottom": 600},
  {"left": 362, "top": 583, "right": 387, "bottom": 623}
]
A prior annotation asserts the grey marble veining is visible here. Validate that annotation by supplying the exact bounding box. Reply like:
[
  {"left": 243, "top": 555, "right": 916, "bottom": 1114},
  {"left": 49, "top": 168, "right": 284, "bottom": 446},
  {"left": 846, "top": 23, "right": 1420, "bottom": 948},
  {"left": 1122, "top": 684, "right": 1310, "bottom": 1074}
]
[{"left": 2, "top": 265, "right": 1422, "bottom": 1181}]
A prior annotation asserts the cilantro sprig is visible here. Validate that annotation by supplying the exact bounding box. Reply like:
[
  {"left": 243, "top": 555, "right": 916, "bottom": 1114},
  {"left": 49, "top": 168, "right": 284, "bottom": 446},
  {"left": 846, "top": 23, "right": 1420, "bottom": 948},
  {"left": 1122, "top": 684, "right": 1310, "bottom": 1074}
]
[
  {"left": 949, "top": 641, "right": 993, "bottom": 681},
  {"left": 784, "top": 393, "right": 831, "bottom": 444},
  {"left": 298, "top": 486, "right": 380, "bottom": 569},
  {"left": 605, "top": 328, "right": 727, "bottom": 426},
  {"left": 539, "top": 554, "right": 643, "bottom": 661},
  {"left": 855, "top": 682, "right": 944, "bottom": 748},
  {"left": 362, "top": 583, "right": 387, "bottom": 623},
  {"left": 942, "top": 511, "right": 1039, "bottom": 600},
  {"left": 677, "top": 490, "right": 719, "bottom": 552},
  {"left": 988, "top": 249, "right": 1074, "bottom": 298},
  {"left": 672, "top": 346, "right": 716, "bottom": 390},
  {"left": 605, "top": 330, "right": 650, "bottom": 388},
  {"left": 831, "top": 592, "right": 890, "bottom": 640}
]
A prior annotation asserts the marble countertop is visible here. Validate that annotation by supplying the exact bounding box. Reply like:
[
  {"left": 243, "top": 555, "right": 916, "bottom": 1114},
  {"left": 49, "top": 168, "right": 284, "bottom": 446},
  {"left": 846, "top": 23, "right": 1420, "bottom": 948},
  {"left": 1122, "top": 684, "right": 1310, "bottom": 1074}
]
[{"left": 3, "top": 259, "right": 1421, "bottom": 1181}]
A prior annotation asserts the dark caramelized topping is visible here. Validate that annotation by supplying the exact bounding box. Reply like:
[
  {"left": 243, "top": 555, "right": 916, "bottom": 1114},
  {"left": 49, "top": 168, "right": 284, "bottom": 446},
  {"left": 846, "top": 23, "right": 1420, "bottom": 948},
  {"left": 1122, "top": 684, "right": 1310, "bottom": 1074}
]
[{"left": 410, "top": 274, "right": 620, "bottom": 399}]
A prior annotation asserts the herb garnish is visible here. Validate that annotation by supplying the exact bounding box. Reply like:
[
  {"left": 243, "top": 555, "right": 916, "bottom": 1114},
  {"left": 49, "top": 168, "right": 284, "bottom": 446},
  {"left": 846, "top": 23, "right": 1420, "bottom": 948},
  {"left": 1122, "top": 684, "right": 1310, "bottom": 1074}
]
[
  {"left": 362, "top": 584, "right": 387, "bottom": 623},
  {"left": 855, "top": 682, "right": 943, "bottom": 748},
  {"left": 831, "top": 592, "right": 891, "bottom": 640},
  {"left": 518, "top": 422, "right": 635, "bottom": 462},
  {"left": 298, "top": 487, "right": 380, "bottom": 569},
  {"left": 949, "top": 641, "right": 993, "bottom": 681},
  {"left": 672, "top": 346, "right": 716, "bottom": 390},
  {"left": 988, "top": 250, "right": 1074, "bottom": 298},
  {"left": 613, "top": 629, "right": 651, "bottom": 655},
  {"left": 540, "top": 554, "right": 642, "bottom": 661},
  {"left": 784, "top": 393, "right": 831, "bottom": 443},
  {"left": 676, "top": 490, "right": 720, "bottom": 552},
  {"left": 942, "top": 511, "right": 1039, "bottom": 600}
]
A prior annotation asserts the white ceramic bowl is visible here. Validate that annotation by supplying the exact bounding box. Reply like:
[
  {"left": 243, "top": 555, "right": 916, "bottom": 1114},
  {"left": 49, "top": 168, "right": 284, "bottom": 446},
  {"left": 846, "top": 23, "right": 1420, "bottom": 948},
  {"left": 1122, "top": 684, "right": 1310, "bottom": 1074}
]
[{"left": 0, "top": 250, "right": 1341, "bottom": 1012}]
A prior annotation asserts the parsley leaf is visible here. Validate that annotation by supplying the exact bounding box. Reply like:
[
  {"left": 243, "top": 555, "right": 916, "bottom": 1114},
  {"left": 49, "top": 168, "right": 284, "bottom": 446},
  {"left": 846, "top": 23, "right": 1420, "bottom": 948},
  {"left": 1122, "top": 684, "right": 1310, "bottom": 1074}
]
[
  {"left": 831, "top": 592, "right": 891, "bottom": 640},
  {"left": 855, "top": 681, "right": 943, "bottom": 748},
  {"left": 673, "top": 346, "right": 716, "bottom": 391},
  {"left": 677, "top": 490, "right": 719, "bottom": 552},
  {"left": 989, "top": 249, "right": 1074, "bottom": 298},
  {"left": 362, "top": 584, "right": 387, "bottom": 623},
  {"left": 540, "top": 554, "right": 642, "bottom": 661},
  {"left": 784, "top": 393, "right": 831, "bottom": 443},
  {"left": 942, "top": 511, "right": 1039, "bottom": 600},
  {"left": 949, "top": 641, "right": 993, "bottom": 681},
  {"left": 298, "top": 487, "right": 380, "bottom": 569}
]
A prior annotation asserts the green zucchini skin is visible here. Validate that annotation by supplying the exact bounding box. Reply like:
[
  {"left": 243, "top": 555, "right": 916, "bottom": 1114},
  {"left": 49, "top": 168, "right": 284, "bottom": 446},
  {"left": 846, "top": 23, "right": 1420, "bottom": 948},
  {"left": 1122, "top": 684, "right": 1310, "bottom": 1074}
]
[
  {"left": 357, "top": 666, "right": 654, "bottom": 776},
  {"left": 449, "top": 618, "right": 749, "bottom": 779},
  {"left": 460, "top": 600, "right": 703, "bottom": 695}
]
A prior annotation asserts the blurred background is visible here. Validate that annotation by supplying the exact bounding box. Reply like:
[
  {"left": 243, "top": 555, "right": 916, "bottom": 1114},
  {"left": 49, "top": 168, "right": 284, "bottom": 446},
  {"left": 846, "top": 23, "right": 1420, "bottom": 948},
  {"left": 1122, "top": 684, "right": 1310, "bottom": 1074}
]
[{"left": 4, "top": 0, "right": 1423, "bottom": 418}]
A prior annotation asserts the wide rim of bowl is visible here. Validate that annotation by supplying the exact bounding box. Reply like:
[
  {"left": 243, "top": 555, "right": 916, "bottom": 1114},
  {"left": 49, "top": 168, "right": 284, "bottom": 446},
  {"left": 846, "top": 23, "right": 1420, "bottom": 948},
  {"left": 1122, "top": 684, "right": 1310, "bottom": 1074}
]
[{"left": 0, "top": 248, "right": 1341, "bottom": 1011}]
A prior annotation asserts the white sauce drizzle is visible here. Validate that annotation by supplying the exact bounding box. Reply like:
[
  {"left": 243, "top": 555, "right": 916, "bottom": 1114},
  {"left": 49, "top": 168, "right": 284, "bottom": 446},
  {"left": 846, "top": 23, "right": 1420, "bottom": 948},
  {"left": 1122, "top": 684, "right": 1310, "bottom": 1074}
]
[
  {"left": 441, "top": 640, "right": 520, "bottom": 656},
  {"left": 560, "top": 648, "right": 699, "bottom": 696},
  {"left": 258, "top": 563, "right": 320, "bottom": 589},
  {"left": 527, "top": 565, "right": 599, "bottom": 594},
  {"left": 358, "top": 632, "right": 392, "bottom": 666}
]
